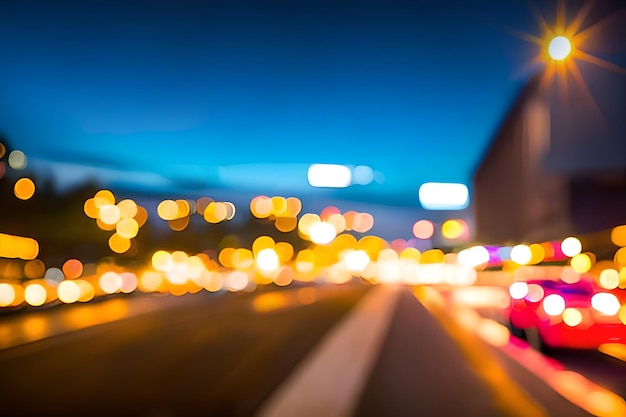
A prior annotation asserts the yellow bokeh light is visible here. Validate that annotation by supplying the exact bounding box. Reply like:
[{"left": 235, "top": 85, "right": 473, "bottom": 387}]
[
  {"left": 232, "top": 248, "right": 254, "bottom": 270},
  {"left": 134, "top": 205, "right": 149, "bottom": 228},
  {"left": 99, "top": 204, "right": 122, "bottom": 225},
  {"left": 256, "top": 248, "right": 280, "bottom": 272},
  {"left": 274, "top": 268, "right": 293, "bottom": 287},
  {"left": 528, "top": 243, "right": 546, "bottom": 265},
  {"left": 84, "top": 198, "right": 99, "bottom": 219},
  {"left": 0, "top": 283, "right": 16, "bottom": 307},
  {"left": 94, "top": 189, "right": 115, "bottom": 208},
  {"left": 96, "top": 217, "right": 117, "bottom": 231},
  {"left": 24, "top": 283, "right": 47, "bottom": 307},
  {"left": 117, "top": 199, "right": 138, "bottom": 219},
  {"left": 169, "top": 216, "right": 190, "bottom": 231},
  {"left": 571, "top": 253, "right": 592, "bottom": 273},
  {"left": 176, "top": 199, "right": 191, "bottom": 218},
  {"left": 116, "top": 218, "right": 139, "bottom": 239},
  {"left": 0, "top": 233, "right": 39, "bottom": 260},
  {"left": 275, "top": 216, "right": 297, "bottom": 233},
  {"left": 357, "top": 235, "right": 388, "bottom": 262},
  {"left": 140, "top": 271, "right": 165, "bottom": 292},
  {"left": 57, "top": 280, "right": 81, "bottom": 303},
  {"left": 250, "top": 195, "right": 272, "bottom": 219},
  {"left": 599, "top": 269, "right": 619, "bottom": 290},
  {"left": 400, "top": 247, "right": 421, "bottom": 262},
  {"left": 327, "top": 213, "right": 347, "bottom": 234},
  {"left": 253, "top": 236, "right": 276, "bottom": 255},
  {"left": 611, "top": 225, "right": 626, "bottom": 247},
  {"left": 204, "top": 202, "right": 228, "bottom": 223},
  {"left": 309, "top": 222, "right": 337, "bottom": 244},
  {"left": 99, "top": 271, "right": 122, "bottom": 294},
  {"left": 76, "top": 280, "right": 95, "bottom": 302},
  {"left": 421, "top": 249, "right": 445, "bottom": 264},
  {"left": 14, "top": 177, "right": 35, "bottom": 200},
  {"left": 271, "top": 196, "right": 287, "bottom": 216},
  {"left": 157, "top": 200, "right": 179, "bottom": 221},
  {"left": 614, "top": 247, "right": 626, "bottom": 267},
  {"left": 295, "top": 249, "right": 315, "bottom": 272},
  {"left": 108, "top": 233, "right": 131, "bottom": 254},
  {"left": 562, "top": 308, "right": 582, "bottom": 327},
  {"left": 219, "top": 247, "right": 236, "bottom": 269},
  {"left": 275, "top": 242, "right": 294, "bottom": 263},
  {"left": 152, "top": 250, "right": 173, "bottom": 272},
  {"left": 286, "top": 197, "right": 302, "bottom": 217},
  {"left": 24, "top": 259, "right": 46, "bottom": 278},
  {"left": 441, "top": 219, "right": 465, "bottom": 240},
  {"left": 298, "top": 213, "right": 320, "bottom": 237}
]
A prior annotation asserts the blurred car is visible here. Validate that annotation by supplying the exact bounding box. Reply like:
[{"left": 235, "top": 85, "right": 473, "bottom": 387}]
[{"left": 507, "top": 277, "right": 626, "bottom": 351}]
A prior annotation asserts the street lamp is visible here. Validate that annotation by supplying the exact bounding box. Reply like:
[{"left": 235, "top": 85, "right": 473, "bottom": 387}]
[{"left": 548, "top": 35, "right": 571, "bottom": 61}]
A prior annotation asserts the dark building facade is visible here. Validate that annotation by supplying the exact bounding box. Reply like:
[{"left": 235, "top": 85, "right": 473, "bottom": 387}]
[{"left": 473, "top": 51, "right": 626, "bottom": 246}]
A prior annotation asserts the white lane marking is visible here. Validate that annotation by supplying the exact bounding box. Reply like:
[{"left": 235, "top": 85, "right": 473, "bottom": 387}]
[{"left": 256, "top": 284, "right": 402, "bottom": 417}]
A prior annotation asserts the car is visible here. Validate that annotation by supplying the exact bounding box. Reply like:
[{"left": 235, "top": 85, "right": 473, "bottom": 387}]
[{"left": 507, "top": 277, "right": 626, "bottom": 351}]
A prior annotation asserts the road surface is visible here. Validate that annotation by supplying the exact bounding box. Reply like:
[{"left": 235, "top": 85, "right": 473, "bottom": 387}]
[{"left": 0, "top": 282, "right": 623, "bottom": 416}]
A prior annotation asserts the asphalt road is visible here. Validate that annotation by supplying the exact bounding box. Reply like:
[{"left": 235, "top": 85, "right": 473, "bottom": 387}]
[{"left": 0, "top": 283, "right": 620, "bottom": 417}]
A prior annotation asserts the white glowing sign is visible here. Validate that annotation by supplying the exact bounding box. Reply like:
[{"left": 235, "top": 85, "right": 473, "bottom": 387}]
[
  {"left": 307, "top": 164, "right": 352, "bottom": 188},
  {"left": 418, "top": 182, "right": 469, "bottom": 210}
]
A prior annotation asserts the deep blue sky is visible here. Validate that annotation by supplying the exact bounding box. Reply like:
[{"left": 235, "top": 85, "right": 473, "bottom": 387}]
[{"left": 0, "top": 0, "right": 581, "bottom": 207}]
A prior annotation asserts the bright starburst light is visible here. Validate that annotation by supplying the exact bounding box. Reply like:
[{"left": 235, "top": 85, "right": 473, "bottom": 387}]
[
  {"left": 548, "top": 35, "right": 571, "bottom": 60},
  {"left": 513, "top": 0, "right": 626, "bottom": 108}
]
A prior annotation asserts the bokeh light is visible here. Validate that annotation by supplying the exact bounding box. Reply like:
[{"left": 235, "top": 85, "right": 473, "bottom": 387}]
[
  {"left": 57, "top": 280, "right": 81, "bottom": 303},
  {"left": 24, "top": 283, "right": 47, "bottom": 306},
  {"left": 562, "top": 308, "right": 582, "bottom": 327},
  {"left": 610, "top": 225, "right": 626, "bottom": 247},
  {"left": 441, "top": 219, "right": 466, "bottom": 240},
  {"left": 62, "top": 259, "right": 83, "bottom": 279},
  {"left": 510, "top": 245, "right": 532, "bottom": 265},
  {"left": 599, "top": 269, "right": 619, "bottom": 290},
  {"left": 8, "top": 150, "right": 27, "bottom": 169},
  {"left": 548, "top": 35, "right": 571, "bottom": 60},
  {"left": 591, "top": 293, "right": 620, "bottom": 316},
  {"left": 0, "top": 283, "right": 16, "bottom": 306},
  {"left": 14, "top": 178, "right": 35, "bottom": 200},
  {"left": 413, "top": 220, "right": 435, "bottom": 239},
  {"left": 543, "top": 294, "right": 565, "bottom": 316},
  {"left": 571, "top": 253, "right": 592, "bottom": 273},
  {"left": 561, "top": 237, "right": 582, "bottom": 257},
  {"left": 509, "top": 282, "right": 529, "bottom": 300}
]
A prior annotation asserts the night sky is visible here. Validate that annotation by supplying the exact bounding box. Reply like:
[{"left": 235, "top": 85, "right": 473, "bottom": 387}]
[{"left": 0, "top": 0, "right": 617, "bottom": 208}]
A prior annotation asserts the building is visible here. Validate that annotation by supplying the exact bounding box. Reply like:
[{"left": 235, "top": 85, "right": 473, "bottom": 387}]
[{"left": 472, "top": 41, "right": 626, "bottom": 249}]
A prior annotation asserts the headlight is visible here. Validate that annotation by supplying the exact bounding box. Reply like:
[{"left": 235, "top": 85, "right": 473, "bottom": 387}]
[
  {"left": 562, "top": 308, "right": 583, "bottom": 327},
  {"left": 542, "top": 294, "right": 565, "bottom": 316},
  {"left": 509, "top": 282, "right": 528, "bottom": 300},
  {"left": 591, "top": 292, "right": 621, "bottom": 316}
]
